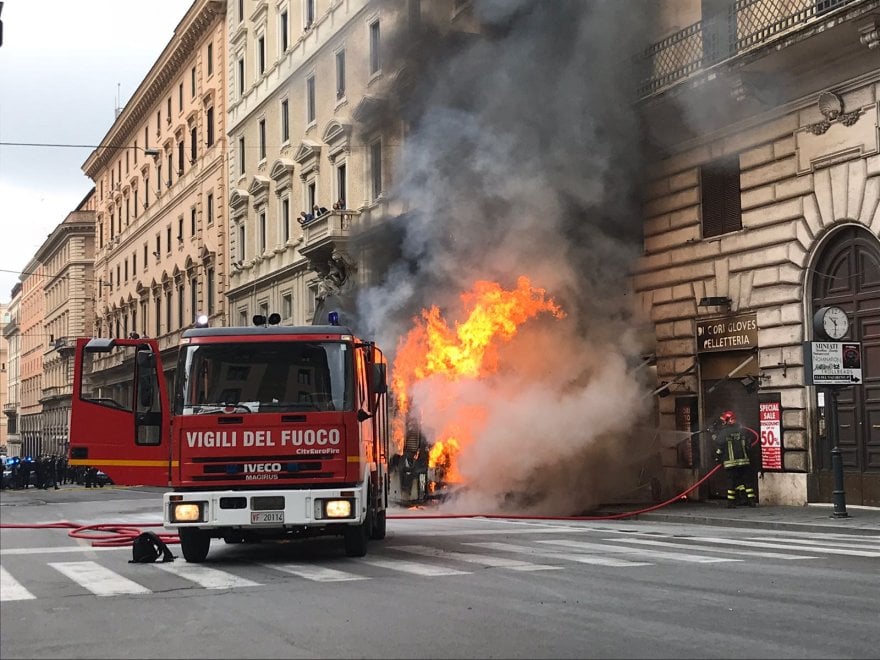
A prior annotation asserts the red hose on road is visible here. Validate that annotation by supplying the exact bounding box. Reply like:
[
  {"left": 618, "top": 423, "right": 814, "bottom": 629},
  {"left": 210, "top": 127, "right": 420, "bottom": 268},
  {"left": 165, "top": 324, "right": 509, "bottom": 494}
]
[
  {"left": 0, "top": 520, "right": 179, "bottom": 547},
  {"left": 0, "top": 427, "right": 759, "bottom": 543}
]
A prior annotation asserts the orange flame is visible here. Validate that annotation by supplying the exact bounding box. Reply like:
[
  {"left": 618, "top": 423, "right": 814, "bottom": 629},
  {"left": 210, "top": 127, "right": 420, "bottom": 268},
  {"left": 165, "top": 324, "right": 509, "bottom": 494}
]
[{"left": 391, "top": 276, "right": 565, "bottom": 482}]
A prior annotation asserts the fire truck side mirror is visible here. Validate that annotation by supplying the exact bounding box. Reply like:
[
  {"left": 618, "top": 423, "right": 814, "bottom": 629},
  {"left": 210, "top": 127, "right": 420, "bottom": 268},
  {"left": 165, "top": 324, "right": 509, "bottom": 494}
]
[
  {"left": 136, "top": 350, "right": 155, "bottom": 409},
  {"left": 372, "top": 363, "right": 387, "bottom": 395}
]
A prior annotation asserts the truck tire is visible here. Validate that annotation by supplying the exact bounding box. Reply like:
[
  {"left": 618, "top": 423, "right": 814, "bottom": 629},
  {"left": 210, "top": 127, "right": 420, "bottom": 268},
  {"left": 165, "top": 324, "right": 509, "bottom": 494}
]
[
  {"left": 179, "top": 528, "right": 211, "bottom": 563},
  {"left": 370, "top": 509, "right": 386, "bottom": 540},
  {"left": 343, "top": 510, "right": 370, "bottom": 557}
]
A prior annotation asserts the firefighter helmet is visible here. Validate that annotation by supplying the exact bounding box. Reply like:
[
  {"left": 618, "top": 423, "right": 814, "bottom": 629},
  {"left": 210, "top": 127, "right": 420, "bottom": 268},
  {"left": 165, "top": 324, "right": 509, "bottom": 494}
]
[{"left": 720, "top": 410, "right": 737, "bottom": 425}]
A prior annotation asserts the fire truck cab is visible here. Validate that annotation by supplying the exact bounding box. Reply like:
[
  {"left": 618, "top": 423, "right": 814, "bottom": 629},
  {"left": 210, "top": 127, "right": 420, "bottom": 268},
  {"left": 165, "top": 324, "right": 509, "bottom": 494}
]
[{"left": 68, "top": 321, "right": 390, "bottom": 562}]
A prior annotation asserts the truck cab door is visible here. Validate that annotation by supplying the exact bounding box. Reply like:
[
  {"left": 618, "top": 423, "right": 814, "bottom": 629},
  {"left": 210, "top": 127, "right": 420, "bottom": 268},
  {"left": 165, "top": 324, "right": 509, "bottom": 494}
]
[{"left": 68, "top": 337, "right": 171, "bottom": 487}]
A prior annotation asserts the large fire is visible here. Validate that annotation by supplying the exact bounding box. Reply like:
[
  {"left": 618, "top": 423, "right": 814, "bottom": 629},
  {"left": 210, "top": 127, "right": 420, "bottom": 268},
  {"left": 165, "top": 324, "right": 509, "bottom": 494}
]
[{"left": 391, "top": 276, "right": 565, "bottom": 487}]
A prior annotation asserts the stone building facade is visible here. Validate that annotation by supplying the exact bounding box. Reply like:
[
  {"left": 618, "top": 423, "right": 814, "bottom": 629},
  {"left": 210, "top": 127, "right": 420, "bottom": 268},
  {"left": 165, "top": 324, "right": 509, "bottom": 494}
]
[
  {"left": 32, "top": 191, "right": 98, "bottom": 459},
  {"left": 81, "top": 0, "right": 228, "bottom": 391},
  {"left": 635, "top": 0, "right": 880, "bottom": 505},
  {"left": 2, "top": 286, "right": 21, "bottom": 458}
]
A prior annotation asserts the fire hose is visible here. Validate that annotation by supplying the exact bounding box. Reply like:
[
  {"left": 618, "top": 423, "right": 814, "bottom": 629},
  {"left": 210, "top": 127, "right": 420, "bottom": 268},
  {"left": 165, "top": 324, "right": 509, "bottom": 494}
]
[{"left": 0, "top": 427, "right": 760, "bottom": 545}]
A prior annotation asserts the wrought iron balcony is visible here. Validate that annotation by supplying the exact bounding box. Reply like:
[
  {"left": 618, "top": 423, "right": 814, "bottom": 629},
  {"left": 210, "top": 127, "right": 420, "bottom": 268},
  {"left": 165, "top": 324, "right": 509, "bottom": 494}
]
[{"left": 638, "top": 0, "right": 869, "bottom": 98}]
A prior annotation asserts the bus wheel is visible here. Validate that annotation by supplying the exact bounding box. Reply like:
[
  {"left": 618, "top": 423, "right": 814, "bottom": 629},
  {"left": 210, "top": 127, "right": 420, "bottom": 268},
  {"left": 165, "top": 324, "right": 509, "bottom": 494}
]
[
  {"left": 179, "top": 528, "right": 211, "bottom": 563},
  {"left": 370, "top": 509, "right": 386, "bottom": 540}
]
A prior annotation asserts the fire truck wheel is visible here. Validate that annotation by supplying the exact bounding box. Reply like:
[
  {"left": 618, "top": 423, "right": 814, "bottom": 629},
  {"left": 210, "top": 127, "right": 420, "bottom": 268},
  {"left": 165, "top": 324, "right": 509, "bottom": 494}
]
[
  {"left": 343, "top": 519, "right": 369, "bottom": 557},
  {"left": 370, "top": 509, "right": 386, "bottom": 540},
  {"left": 179, "top": 528, "right": 211, "bottom": 563}
]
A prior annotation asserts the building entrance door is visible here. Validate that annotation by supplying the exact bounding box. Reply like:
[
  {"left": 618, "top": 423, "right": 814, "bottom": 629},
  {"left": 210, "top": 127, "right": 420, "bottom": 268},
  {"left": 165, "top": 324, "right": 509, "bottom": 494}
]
[{"left": 809, "top": 226, "right": 880, "bottom": 506}]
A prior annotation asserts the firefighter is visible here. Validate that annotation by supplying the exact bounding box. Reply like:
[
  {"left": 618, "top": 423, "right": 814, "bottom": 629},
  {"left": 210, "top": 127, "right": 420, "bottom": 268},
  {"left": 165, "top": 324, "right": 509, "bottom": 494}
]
[{"left": 713, "top": 410, "right": 757, "bottom": 508}]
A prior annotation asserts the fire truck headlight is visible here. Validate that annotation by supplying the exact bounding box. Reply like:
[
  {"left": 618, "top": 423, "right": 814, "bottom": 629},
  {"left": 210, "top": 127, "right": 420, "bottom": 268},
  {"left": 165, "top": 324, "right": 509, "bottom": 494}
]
[
  {"left": 170, "top": 502, "right": 205, "bottom": 523},
  {"left": 315, "top": 498, "right": 353, "bottom": 519}
]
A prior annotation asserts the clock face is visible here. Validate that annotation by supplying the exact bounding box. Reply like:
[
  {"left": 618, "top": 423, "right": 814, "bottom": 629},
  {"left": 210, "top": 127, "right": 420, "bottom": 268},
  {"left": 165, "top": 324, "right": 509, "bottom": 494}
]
[{"left": 822, "top": 306, "right": 849, "bottom": 339}]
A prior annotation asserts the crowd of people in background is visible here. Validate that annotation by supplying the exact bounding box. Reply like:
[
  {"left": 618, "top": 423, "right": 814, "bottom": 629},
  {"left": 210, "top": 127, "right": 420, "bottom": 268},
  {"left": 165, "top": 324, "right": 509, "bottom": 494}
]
[{"left": 1, "top": 456, "right": 106, "bottom": 490}]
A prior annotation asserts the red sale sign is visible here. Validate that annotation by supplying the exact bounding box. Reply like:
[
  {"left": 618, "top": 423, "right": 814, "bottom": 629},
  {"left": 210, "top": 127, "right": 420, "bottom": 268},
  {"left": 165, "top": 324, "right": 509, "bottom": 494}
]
[{"left": 759, "top": 400, "right": 782, "bottom": 470}]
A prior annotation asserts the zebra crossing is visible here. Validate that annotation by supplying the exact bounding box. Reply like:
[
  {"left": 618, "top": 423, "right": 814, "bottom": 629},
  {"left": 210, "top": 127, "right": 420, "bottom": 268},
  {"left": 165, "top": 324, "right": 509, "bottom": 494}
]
[{"left": 2, "top": 528, "right": 877, "bottom": 602}]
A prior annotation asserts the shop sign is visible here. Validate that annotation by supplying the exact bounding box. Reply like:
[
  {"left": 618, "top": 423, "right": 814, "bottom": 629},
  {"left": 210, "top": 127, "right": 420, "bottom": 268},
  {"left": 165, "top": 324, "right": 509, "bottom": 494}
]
[
  {"left": 803, "top": 342, "right": 862, "bottom": 386},
  {"left": 696, "top": 313, "right": 758, "bottom": 353},
  {"left": 758, "top": 395, "right": 782, "bottom": 471}
]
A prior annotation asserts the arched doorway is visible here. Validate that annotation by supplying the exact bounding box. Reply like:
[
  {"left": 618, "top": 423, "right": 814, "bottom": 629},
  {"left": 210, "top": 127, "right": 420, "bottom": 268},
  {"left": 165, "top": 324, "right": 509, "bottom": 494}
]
[{"left": 809, "top": 225, "right": 880, "bottom": 506}]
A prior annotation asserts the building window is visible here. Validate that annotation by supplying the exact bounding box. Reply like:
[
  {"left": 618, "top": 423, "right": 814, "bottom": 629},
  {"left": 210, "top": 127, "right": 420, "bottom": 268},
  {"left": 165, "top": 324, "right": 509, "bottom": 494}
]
[
  {"left": 178, "top": 282, "right": 185, "bottom": 328},
  {"left": 132, "top": 252, "right": 137, "bottom": 273},
  {"left": 259, "top": 210, "right": 267, "bottom": 253},
  {"left": 281, "top": 99, "right": 289, "bottom": 142},
  {"left": 207, "top": 42, "right": 213, "bottom": 76},
  {"left": 167, "top": 225, "right": 172, "bottom": 250},
  {"left": 369, "top": 20, "right": 380, "bottom": 75},
  {"left": 304, "top": 0, "right": 315, "bottom": 28},
  {"left": 190, "top": 276, "right": 198, "bottom": 322},
  {"left": 259, "top": 119, "right": 266, "bottom": 161},
  {"left": 178, "top": 140, "right": 185, "bottom": 173},
  {"left": 282, "top": 293, "right": 292, "bottom": 320},
  {"left": 206, "top": 106, "right": 215, "bottom": 146},
  {"left": 307, "top": 181, "right": 316, "bottom": 211},
  {"left": 167, "top": 96, "right": 172, "bottom": 120},
  {"left": 239, "top": 308, "right": 248, "bottom": 326},
  {"left": 190, "top": 206, "right": 197, "bottom": 235},
  {"left": 336, "top": 49, "right": 346, "bottom": 99},
  {"left": 206, "top": 267, "right": 215, "bottom": 315},
  {"left": 238, "top": 56, "right": 245, "bottom": 96},
  {"left": 238, "top": 223, "right": 246, "bottom": 261},
  {"left": 155, "top": 297, "right": 161, "bottom": 336},
  {"left": 306, "top": 75, "right": 316, "bottom": 124},
  {"left": 191, "top": 126, "right": 198, "bottom": 162},
  {"left": 281, "top": 197, "right": 290, "bottom": 243},
  {"left": 191, "top": 67, "right": 196, "bottom": 97},
  {"left": 165, "top": 291, "right": 172, "bottom": 334},
  {"left": 701, "top": 155, "right": 742, "bottom": 238},
  {"left": 167, "top": 152, "right": 173, "bottom": 186},
  {"left": 280, "top": 10, "right": 289, "bottom": 52},
  {"left": 370, "top": 139, "right": 382, "bottom": 199},
  {"left": 237, "top": 0, "right": 244, "bottom": 22},
  {"left": 207, "top": 192, "right": 214, "bottom": 225},
  {"left": 238, "top": 136, "right": 246, "bottom": 175},
  {"left": 258, "top": 35, "right": 266, "bottom": 75}
]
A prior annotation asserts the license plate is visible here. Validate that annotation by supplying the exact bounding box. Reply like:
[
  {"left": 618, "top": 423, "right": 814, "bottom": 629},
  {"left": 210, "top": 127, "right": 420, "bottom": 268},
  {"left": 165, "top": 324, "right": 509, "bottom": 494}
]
[{"left": 251, "top": 511, "right": 284, "bottom": 524}]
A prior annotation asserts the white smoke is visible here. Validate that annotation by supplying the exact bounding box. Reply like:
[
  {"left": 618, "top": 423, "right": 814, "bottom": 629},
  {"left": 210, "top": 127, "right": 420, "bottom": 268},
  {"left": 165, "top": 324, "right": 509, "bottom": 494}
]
[{"left": 357, "top": 0, "right": 659, "bottom": 514}]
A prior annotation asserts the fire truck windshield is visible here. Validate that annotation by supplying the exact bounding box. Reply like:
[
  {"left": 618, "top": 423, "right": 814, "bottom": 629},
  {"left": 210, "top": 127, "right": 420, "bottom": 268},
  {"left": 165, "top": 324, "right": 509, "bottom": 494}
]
[{"left": 175, "top": 341, "right": 353, "bottom": 414}]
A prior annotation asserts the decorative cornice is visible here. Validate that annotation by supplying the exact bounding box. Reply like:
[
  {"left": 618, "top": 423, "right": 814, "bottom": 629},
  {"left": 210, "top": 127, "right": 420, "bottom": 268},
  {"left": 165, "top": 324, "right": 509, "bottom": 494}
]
[
  {"left": 83, "top": 0, "right": 225, "bottom": 177},
  {"left": 858, "top": 15, "right": 880, "bottom": 49}
]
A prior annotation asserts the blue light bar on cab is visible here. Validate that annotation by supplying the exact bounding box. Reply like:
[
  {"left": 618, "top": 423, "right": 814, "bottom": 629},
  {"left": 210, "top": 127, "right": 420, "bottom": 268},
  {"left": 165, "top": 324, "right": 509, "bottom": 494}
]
[{"left": 328, "top": 311, "right": 339, "bottom": 326}]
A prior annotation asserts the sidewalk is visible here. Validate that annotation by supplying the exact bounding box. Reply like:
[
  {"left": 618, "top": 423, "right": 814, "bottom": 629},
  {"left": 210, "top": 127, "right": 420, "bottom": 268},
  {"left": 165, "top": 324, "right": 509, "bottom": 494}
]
[{"left": 598, "top": 499, "right": 880, "bottom": 536}]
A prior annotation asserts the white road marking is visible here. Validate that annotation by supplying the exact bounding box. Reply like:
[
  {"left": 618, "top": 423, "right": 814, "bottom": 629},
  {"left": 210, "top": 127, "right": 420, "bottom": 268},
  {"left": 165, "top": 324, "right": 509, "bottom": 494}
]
[
  {"left": 601, "top": 537, "right": 818, "bottom": 560},
  {"left": 152, "top": 562, "right": 261, "bottom": 589},
  {"left": 48, "top": 561, "right": 152, "bottom": 596},
  {"left": 687, "top": 536, "right": 880, "bottom": 558},
  {"left": 538, "top": 539, "right": 739, "bottom": 563},
  {"left": 391, "top": 544, "right": 563, "bottom": 571},
  {"left": 0, "top": 566, "right": 36, "bottom": 601},
  {"left": 356, "top": 557, "right": 471, "bottom": 576},
  {"left": 468, "top": 542, "right": 651, "bottom": 567},
  {"left": 261, "top": 562, "right": 370, "bottom": 582}
]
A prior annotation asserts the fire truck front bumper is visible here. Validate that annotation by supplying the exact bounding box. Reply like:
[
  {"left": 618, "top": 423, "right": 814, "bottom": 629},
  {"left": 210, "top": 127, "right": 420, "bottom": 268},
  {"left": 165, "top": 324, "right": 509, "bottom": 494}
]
[{"left": 163, "top": 486, "right": 366, "bottom": 530}]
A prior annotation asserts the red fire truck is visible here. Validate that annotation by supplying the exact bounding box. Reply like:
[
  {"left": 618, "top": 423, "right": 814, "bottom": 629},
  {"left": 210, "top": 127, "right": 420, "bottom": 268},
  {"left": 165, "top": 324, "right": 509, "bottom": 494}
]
[{"left": 68, "top": 315, "right": 390, "bottom": 562}]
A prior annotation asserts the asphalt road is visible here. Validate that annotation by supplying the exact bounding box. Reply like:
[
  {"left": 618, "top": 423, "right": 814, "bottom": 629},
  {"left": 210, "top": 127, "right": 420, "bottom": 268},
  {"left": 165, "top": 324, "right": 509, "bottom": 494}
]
[{"left": 1, "top": 486, "right": 877, "bottom": 659}]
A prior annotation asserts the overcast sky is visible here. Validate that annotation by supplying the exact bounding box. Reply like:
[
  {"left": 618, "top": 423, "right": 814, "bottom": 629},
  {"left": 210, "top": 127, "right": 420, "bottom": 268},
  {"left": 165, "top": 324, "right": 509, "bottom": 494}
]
[{"left": 0, "top": 0, "right": 193, "bottom": 304}]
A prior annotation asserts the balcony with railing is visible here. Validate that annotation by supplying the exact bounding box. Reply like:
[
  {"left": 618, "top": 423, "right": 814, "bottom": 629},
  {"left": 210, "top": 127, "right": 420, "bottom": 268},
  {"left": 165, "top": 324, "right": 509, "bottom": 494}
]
[{"left": 637, "top": 0, "right": 873, "bottom": 98}]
